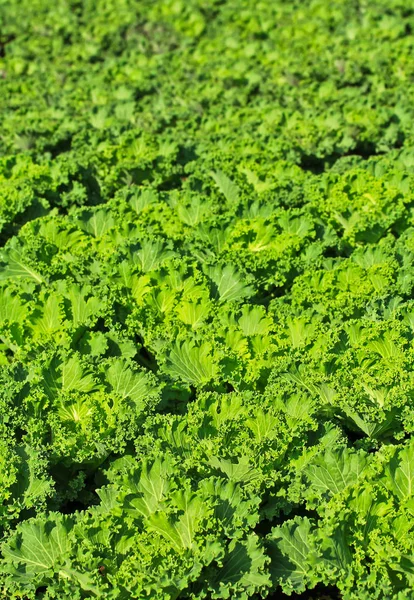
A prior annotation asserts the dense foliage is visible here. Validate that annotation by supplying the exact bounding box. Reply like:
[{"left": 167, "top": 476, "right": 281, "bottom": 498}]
[{"left": 1, "top": 0, "right": 414, "bottom": 598}]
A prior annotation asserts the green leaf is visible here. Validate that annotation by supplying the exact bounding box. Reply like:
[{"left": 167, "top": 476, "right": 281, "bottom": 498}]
[
  {"left": 210, "top": 171, "right": 240, "bottom": 203},
  {"left": 135, "top": 239, "right": 174, "bottom": 272},
  {"left": 38, "top": 220, "right": 84, "bottom": 251},
  {"left": 279, "top": 215, "right": 313, "bottom": 238},
  {"left": 146, "top": 512, "right": 183, "bottom": 551},
  {"left": 57, "top": 398, "right": 93, "bottom": 423},
  {"left": 385, "top": 440, "right": 414, "bottom": 501},
  {"left": 286, "top": 317, "right": 315, "bottom": 348},
  {"left": 124, "top": 458, "right": 172, "bottom": 518},
  {"left": 152, "top": 288, "right": 176, "bottom": 313},
  {"left": 61, "top": 356, "right": 96, "bottom": 393},
  {"left": 3, "top": 515, "right": 72, "bottom": 577},
  {"left": 238, "top": 306, "right": 272, "bottom": 336},
  {"left": 164, "top": 341, "right": 218, "bottom": 385},
  {"left": 209, "top": 456, "right": 260, "bottom": 483},
  {"left": 349, "top": 487, "right": 391, "bottom": 546},
  {"left": 246, "top": 410, "right": 279, "bottom": 442},
  {"left": 78, "top": 209, "right": 115, "bottom": 237},
  {"left": 43, "top": 355, "right": 97, "bottom": 398},
  {"left": 200, "top": 479, "right": 260, "bottom": 533},
  {"left": 3, "top": 515, "right": 100, "bottom": 593},
  {"left": 0, "top": 246, "right": 44, "bottom": 283},
  {"left": 267, "top": 517, "right": 314, "bottom": 593},
  {"left": 176, "top": 299, "right": 210, "bottom": 328},
  {"left": 177, "top": 197, "right": 207, "bottom": 226},
  {"left": 147, "top": 491, "right": 208, "bottom": 551},
  {"left": 12, "top": 445, "right": 52, "bottom": 508},
  {"left": 171, "top": 490, "right": 209, "bottom": 549},
  {"left": 319, "top": 526, "right": 352, "bottom": 572},
  {"left": 129, "top": 188, "right": 158, "bottom": 213},
  {"left": 106, "top": 359, "right": 154, "bottom": 406},
  {"left": 30, "top": 296, "right": 61, "bottom": 334},
  {"left": 208, "top": 535, "right": 270, "bottom": 597},
  {"left": 0, "top": 289, "right": 26, "bottom": 323},
  {"left": 209, "top": 264, "right": 254, "bottom": 303},
  {"left": 304, "top": 446, "right": 367, "bottom": 498},
  {"left": 65, "top": 285, "right": 101, "bottom": 326},
  {"left": 342, "top": 406, "right": 399, "bottom": 439},
  {"left": 95, "top": 486, "right": 119, "bottom": 514}
]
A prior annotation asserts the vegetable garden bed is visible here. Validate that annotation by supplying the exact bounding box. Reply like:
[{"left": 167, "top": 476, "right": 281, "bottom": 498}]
[{"left": 1, "top": 1, "right": 414, "bottom": 598}]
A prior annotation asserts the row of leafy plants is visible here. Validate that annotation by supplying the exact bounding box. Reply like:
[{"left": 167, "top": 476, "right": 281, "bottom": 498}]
[{"left": 1, "top": 0, "right": 414, "bottom": 598}]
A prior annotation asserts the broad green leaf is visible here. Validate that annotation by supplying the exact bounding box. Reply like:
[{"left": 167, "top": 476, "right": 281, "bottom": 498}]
[
  {"left": 78, "top": 209, "right": 115, "bottom": 237},
  {"left": 66, "top": 285, "right": 101, "bottom": 326},
  {"left": 281, "top": 365, "right": 318, "bottom": 396},
  {"left": 283, "top": 393, "right": 313, "bottom": 423},
  {"left": 208, "top": 394, "right": 244, "bottom": 428},
  {"left": 209, "top": 456, "right": 260, "bottom": 483},
  {"left": 38, "top": 221, "right": 84, "bottom": 250},
  {"left": 279, "top": 215, "right": 313, "bottom": 238},
  {"left": 58, "top": 565, "right": 101, "bottom": 595},
  {"left": 61, "top": 356, "right": 96, "bottom": 393},
  {"left": 240, "top": 168, "right": 273, "bottom": 193},
  {"left": 30, "top": 296, "right": 61, "bottom": 334},
  {"left": 146, "top": 512, "right": 184, "bottom": 552},
  {"left": 247, "top": 223, "right": 274, "bottom": 252},
  {"left": 385, "top": 440, "right": 414, "bottom": 501},
  {"left": 3, "top": 515, "right": 72, "bottom": 576},
  {"left": 134, "top": 239, "right": 174, "bottom": 272},
  {"left": 208, "top": 535, "right": 270, "bottom": 596},
  {"left": 95, "top": 486, "right": 120, "bottom": 514},
  {"left": 106, "top": 359, "right": 155, "bottom": 406},
  {"left": 342, "top": 406, "right": 399, "bottom": 439},
  {"left": 209, "top": 264, "right": 254, "bottom": 303},
  {"left": 196, "top": 224, "right": 227, "bottom": 254},
  {"left": 267, "top": 517, "right": 313, "bottom": 592},
  {"left": 57, "top": 398, "right": 93, "bottom": 423},
  {"left": 286, "top": 317, "right": 315, "bottom": 348},
  {"left": 238, "top": 305, "right": 272, "bottom": 336},
  {"left": 43, "top": 355, "right": 97, "bottom": 398},
  {"left": 124, "top": 458, "right": 171, "bottom": 518},
  {"left": 0, "top": 289, "right": 26, "bottom": 323},
  {"left": 304, "top": 446, "right": 367, "bottom": 497},
  {"left": 210, "top": 170, "right": 239, "bottom": 203},
  {"left": 3, "top": 515, "right": 99, "bottom": 593},
  {"left": 176, "top": 299, "right": 210, "bottom": 328},
  {"left": 147, "top": 491, "right": 208, "bottom": 551},
  {"left": 164, "top": 341, "right": 218, "bottom": 385},
  {"left": 129, "top": 188, "right": 158, "bottom": 213},
  {"left": 177, "top": 197, "right": 207, "bottom": 226},
  {"left": 12, "top": 445, "right": 52, "bottom": 507},
  {"left": 319, "top": 526, "right": 352, "bottom": 571},
  {"left": 200, "top": 479, "right": 260, "bottom": 532},
  {"left": 152, "top": 288, "right": 176, "bottom": 313},
  {"left": 367, "top": 332, "right": 403, "bottom": 360},
  {"left": 0, "top": 247, "right": 44, "bottom": 283},
  {"left": 130, "top": 274, "right": 151, "bottom": 302},
  {"left": 246, "top": 410, "right": 279, "bottom": 442},
  {"left": 171, "top": 490, "right": 208, "bottom": 549},
  {"left": 78, "top": 331, "right": 108, "bottom": 357},
  {"left": 349, "top": 487, "right": 391, "bottom": 546}
]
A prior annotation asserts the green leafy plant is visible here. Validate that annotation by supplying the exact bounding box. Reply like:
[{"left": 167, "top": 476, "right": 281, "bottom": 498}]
[{"left": 1, "top": 0, "right": 414, "bottom": 598}]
